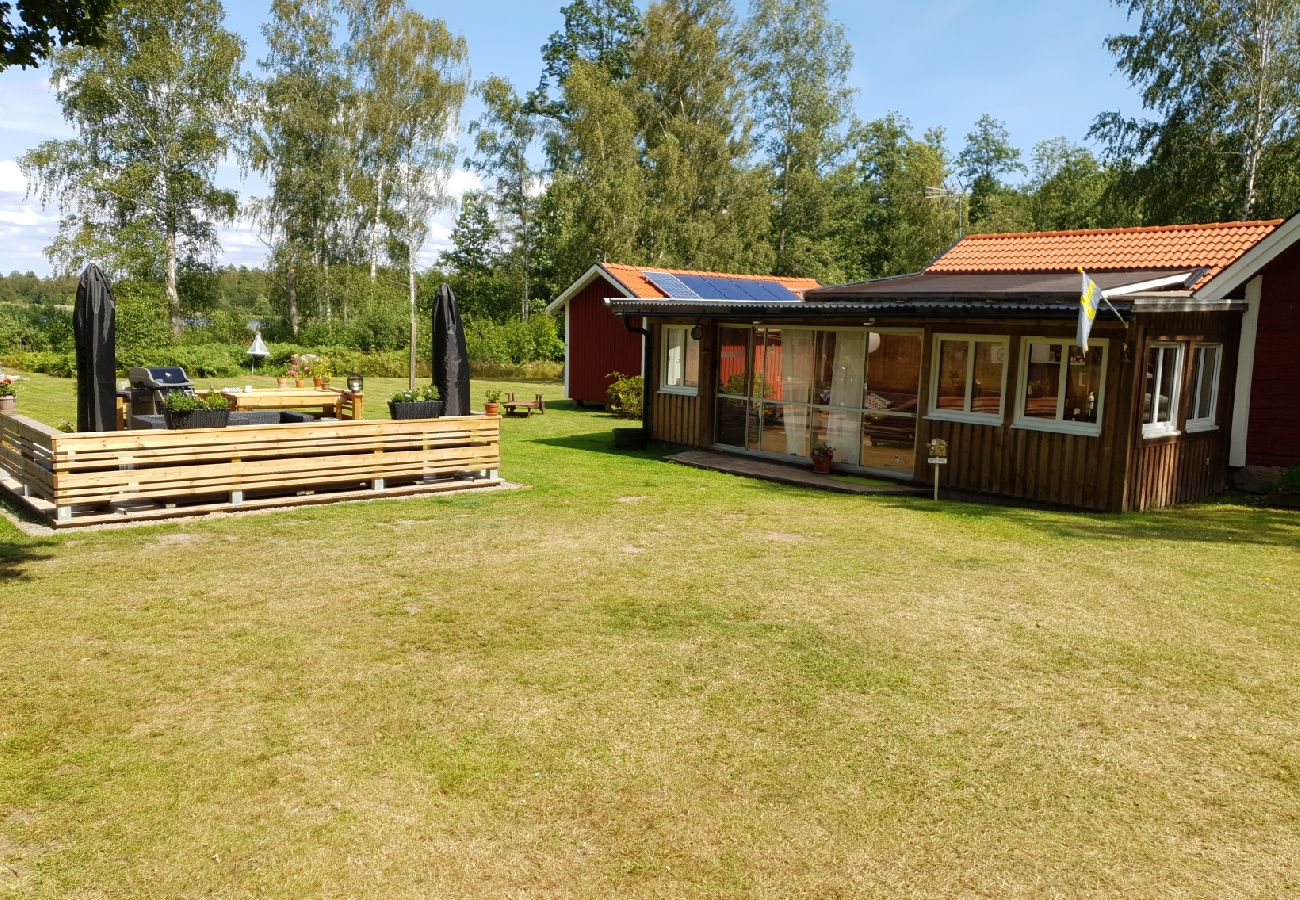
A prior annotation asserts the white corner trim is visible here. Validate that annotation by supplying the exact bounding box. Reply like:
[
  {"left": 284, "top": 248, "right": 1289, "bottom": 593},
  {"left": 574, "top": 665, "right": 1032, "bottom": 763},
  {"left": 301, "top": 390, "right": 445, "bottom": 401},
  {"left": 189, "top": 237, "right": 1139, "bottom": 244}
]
[
  {"left": 542, "top": 263, "right": 635, "bottom": 315},
  {"left": 1228, "top": 274, "right": 1262, "bottom": 466},
  {"left": 562, "top": 300, "right": 570, "bottom": 398},
  {"left": 1197, "top": 212, "right": 1300, "bottom": 301}
]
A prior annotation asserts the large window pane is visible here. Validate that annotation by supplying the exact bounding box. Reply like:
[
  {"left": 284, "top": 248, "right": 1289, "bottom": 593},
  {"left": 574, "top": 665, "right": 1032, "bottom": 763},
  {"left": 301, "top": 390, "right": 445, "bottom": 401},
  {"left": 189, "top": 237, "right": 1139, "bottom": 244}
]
[
  {"left": 936, "top": 340, "right": 969, "bottom": 409},
  {"left": 1023, "top": 342, "right": 1062, "bottom": 419},
  {"left": 716, "top": 398, "right": 749, "bottom": 446},
  {"left": 862, "top": 414, "right": 916, "bottom": 473},
  {"left": 865, "top": 333, "right": 921, "bottom": 412},
  {"left": 758, "top": 402, "right": 808, "bottom": 456},
  {"left": 1192, "top": 345, "right": 1219, "bottom": 422},
  {"left": 718, "top": 327, "right": 750, "bottom": 396},
  {"left": 1063, "top": 345, "right": 1102, "bottom": 423},
  {"left": 1156, "top": 346, "right": 1177, "bottom": 422},
  {"left": 827, "top": 330, "right": 864, "bottom": 408},
  {"left": 811, "top": 408, "right": 861, "bottom": 467},
  {"left": 756, "top": 329, "right": 780, "bottom": 400},
  {"left": 664, "top": 328, "right": 685, "bottom": 386},
  {"left": 971, "top": 341, "right": 1004, "bottom": 414},
  {"left": 1144, "top": 344, "right": 1182, "bottom": 430},
  {"left": 813, "top": 330, "right": 837, "bottom": 404}
]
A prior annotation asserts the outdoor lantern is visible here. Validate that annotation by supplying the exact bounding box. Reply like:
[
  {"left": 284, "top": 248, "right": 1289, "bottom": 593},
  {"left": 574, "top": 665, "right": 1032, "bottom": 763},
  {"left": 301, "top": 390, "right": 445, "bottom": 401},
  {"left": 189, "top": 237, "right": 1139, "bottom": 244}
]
[
  {"left": 347, "top": 371, "right": 363, "bottom": 392},
  {"left": 246, "top": 332, "right": 270, "bottom": 374}
]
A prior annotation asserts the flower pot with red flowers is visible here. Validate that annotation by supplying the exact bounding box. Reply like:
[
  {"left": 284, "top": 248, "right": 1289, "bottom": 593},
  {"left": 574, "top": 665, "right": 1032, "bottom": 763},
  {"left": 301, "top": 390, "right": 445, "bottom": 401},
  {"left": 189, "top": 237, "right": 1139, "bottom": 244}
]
[
  {"left": 811, "top": 441, "right": 834, "bottom": 474},
  {"left": 0, "top": 371, "right": 18, "bottom": 413}
]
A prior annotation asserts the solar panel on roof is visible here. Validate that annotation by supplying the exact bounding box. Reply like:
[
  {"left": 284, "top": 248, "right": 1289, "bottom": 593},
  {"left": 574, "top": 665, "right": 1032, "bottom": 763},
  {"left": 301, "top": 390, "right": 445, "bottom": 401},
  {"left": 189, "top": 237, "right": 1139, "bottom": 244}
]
[{"left": 644, "top": 271, "right": 701, "bottom": 298}]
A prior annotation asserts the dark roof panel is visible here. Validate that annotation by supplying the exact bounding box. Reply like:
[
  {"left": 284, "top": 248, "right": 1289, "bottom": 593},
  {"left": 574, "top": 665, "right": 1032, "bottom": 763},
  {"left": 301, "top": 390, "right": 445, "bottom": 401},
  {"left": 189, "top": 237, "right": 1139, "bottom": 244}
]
[{"left": 806, "top": 269, "right": 1196, "bottom": 300}]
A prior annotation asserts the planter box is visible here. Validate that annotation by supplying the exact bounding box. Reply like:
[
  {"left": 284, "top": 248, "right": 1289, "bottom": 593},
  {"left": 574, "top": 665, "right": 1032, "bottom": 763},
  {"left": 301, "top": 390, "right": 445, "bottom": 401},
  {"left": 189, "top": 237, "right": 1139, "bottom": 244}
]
[
  {"left": 613, "top": 427, "right": 648, "bottom": 450},
  {"left": 163, "top": 408, "right": 230, "bottom": 429},
  {"left": 388, "top": 400, "right": 445, "bottom": 420}
]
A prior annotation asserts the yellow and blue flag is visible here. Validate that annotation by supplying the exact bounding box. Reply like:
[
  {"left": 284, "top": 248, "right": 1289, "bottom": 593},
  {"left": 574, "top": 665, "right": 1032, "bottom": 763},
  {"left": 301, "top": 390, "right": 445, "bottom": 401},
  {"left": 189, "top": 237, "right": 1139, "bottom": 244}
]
[{"left": 1077, "top": 268, "right": 1101, "bottom": 351}]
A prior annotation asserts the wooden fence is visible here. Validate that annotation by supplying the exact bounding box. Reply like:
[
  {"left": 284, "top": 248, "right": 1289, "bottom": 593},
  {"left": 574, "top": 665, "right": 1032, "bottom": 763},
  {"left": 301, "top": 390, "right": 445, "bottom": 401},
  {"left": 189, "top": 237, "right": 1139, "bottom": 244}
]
[{"left": 0, "top": 413, "right": 502, "bottom": 527}]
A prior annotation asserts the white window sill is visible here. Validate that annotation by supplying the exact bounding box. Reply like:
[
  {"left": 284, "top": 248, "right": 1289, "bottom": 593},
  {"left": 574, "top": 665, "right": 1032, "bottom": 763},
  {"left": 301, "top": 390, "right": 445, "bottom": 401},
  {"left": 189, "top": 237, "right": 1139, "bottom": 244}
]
[
  {"left": 1012, "top": 418, "right": 1101, "bottom": 437},
  {"left": 1185, "top": 421, "right": 1218, "bottom": 433},
  {"left": 1142, "top": 424, "right": 1181, "bottom": 440},
  {"left": 926, "top": 410, "right": 1002, "bottom": 426},
  {"left": 659, "top": 385, "right": 699, "bottom": 397}
]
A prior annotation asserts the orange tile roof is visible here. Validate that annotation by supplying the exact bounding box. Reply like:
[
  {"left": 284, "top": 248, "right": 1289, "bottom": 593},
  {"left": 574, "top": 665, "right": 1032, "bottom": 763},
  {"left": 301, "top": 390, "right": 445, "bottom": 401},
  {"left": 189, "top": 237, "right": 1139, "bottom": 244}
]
[
  {"left": 602, "top": 262, "right": 822, "bottom": 299},
  {"left": 927, "top": 220, "right": 1283, "bottom": 288}
]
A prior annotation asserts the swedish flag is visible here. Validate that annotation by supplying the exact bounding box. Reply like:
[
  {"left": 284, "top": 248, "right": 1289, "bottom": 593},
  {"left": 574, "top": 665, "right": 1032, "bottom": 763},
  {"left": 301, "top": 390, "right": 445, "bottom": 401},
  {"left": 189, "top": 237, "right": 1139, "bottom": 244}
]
[{"left": 1077, "top": 268, "right": 1101, "bottom": 351}]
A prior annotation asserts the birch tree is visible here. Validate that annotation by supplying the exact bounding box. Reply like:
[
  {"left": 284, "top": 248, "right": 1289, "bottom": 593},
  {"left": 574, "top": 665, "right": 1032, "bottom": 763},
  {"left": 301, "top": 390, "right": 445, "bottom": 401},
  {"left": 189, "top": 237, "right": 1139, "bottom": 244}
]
[
  {"left": 1093, "top": 0, "right": 1300, "bottom": 220},
  {"left": 20, "top": 0, "right": 245, "bottom": 337}
]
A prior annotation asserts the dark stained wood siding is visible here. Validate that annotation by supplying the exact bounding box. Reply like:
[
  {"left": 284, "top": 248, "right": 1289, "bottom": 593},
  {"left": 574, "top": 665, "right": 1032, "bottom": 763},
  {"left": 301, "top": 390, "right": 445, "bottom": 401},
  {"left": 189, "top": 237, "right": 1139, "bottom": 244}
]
[
  {"left": 567, "top": 277, "right": 642, "bottom": 405},
  {"left": 1123, "top": 311, "right": 1240, "bottom": 511},
  {"left": 647, "top": 322, "right": 707, "bottom": 445},
  {"left": 1248, "top": 244, "right": 1300, "bottom": 466}
]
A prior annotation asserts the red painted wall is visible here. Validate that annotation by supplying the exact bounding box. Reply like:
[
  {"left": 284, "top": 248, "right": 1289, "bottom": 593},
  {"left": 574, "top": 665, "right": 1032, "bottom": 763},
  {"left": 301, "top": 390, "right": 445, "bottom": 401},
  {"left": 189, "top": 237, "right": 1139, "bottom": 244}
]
[
  {"left": 1249, "top": 244, "right": 1300, "bottom": 467},
  {"left": 567, "top": 276, "right": 643, "bottom": 404}
]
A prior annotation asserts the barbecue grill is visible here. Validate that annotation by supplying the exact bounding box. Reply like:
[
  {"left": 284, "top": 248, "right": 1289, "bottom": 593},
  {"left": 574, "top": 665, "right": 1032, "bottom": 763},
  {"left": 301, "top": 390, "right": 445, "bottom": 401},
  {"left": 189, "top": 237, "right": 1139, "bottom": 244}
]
[{"left": 124, "top": 366, "right": 195, "bottom": 416}]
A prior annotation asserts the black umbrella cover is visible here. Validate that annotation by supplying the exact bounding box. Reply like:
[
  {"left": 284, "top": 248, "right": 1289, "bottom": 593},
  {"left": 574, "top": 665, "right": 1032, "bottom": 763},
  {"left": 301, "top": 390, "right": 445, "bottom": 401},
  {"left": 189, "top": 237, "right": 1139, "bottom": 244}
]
[
  {"left": 73, "top": 264, "right": 117, "bottom": 432},
  {"left": 432, "top": 282, "right": 470, "bottom": 416}
]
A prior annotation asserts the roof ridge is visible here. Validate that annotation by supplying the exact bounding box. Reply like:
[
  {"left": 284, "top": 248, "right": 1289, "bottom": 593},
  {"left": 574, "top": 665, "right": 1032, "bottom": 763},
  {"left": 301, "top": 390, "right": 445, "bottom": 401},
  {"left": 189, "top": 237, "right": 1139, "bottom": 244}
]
[
  {"left": 955, "top": 219, "right": 1284, "bottom": 242},
  {"left": 602, "top": 261, "right": 820, "bottom": 283}
]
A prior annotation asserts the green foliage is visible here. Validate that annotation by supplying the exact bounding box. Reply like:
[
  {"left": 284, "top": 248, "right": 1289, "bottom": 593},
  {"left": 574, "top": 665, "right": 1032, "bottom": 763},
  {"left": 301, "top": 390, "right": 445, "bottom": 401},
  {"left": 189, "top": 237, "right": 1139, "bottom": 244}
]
[
  {"left": 605, "top": 370, "right": 643, "bottom": 418},
  {"left": 1092, "top": 0, "right": 1300, "bottom": 221},
  {"left": 463, "top": 316, "right": 564, "bottom": 365},
  {"left": 0, "top": 302, "right": 72, "bottom": 352},
  {"left": 958, "top": 114, "right": 1026, "bottom": 226},
  {"left": 160, "top": 390, "right": 231, "bottom": 413},
  {"left": 483, "top": 388, "right": 504, "bottom": 403},
  {"left": 0, "top": 0, "right": 114, "bottom": 69},
  {"left": 114, "top": 280, "right": 175, "bottom": 357},
  {"left": 390, "top": 385, "right": 441, "bottom": 404},
  {"left": 1277, "top": 466, "right": 1300, "bottom": 495}
]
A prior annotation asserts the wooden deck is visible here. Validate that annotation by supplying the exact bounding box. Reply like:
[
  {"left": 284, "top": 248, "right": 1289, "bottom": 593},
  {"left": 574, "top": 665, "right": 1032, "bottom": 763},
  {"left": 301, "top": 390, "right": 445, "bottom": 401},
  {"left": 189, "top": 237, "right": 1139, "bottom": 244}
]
[
  {"left": 0, "top": 412, "right": 502, "bottom": 527},
  {"left": 667, "top": 449, "right": 926, "bottom": 496}
]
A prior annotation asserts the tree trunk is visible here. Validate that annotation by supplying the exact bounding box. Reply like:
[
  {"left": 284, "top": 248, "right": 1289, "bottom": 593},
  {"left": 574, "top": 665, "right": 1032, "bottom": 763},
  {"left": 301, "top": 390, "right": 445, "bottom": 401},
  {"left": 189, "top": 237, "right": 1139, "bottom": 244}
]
[
  {"left": 165, "top": 228, "right": 181, "bottom": 338},
  {"left": 408, "top": 242, "right": 417, "bottom": 391},
  {"left": 370, "top": 165, "right": 385, "bottom": 282},
  {"left": 286, "top": 264, "right": 300, "bottom": 338}
]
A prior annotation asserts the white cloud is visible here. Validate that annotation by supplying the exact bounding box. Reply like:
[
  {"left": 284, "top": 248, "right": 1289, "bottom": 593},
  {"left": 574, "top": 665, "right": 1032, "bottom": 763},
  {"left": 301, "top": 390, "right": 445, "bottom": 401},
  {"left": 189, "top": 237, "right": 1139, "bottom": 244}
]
[
  {"left": 444, "top": 168, "right": 483, "bottom": 201},
  {"left": 0, "top": 159, "right": 31, "bottom": 195}
]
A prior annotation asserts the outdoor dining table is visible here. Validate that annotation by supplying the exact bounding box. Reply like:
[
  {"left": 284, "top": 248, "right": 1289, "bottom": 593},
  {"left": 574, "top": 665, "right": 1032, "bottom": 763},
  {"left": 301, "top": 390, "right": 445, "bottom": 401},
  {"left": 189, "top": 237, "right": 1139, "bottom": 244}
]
[{"left": 199, "top": 387, "right": 365, "bottom": 420}]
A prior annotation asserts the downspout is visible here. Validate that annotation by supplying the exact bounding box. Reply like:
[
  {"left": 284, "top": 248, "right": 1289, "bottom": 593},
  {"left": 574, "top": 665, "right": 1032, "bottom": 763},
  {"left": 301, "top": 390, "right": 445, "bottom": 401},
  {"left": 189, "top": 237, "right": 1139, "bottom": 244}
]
[{"left": 624, "top": 316, "right": 652, "bottom": 439}]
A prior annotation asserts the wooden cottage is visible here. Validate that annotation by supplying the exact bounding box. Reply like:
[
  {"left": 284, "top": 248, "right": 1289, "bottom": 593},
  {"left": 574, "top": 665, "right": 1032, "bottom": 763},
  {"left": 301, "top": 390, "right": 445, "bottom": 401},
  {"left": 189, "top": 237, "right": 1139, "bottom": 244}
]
[
  {"left": 606, "top": 217, "right": 1300, "bottom": 512},
  {"left": 545, "top": 263, "right": 820, "bottom": 405}
]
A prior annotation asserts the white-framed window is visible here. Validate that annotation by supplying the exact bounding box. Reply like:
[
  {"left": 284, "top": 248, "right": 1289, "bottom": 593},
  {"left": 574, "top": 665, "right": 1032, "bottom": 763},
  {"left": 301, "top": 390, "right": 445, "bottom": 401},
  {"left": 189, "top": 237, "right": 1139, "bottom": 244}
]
[
  {"left": 1142, "top": 342, "right": 1184, "bottom": 438},
  {"left": 928, "top": 334, "right": 1009, "bottom": 424},
  {"left": 661, "top": 325, "right": 700, "bottom": 395},
  {"left": 1186, "top": 343, "right": 1222, "bottom": 432},
  {"left": 1013, "top": 338, "right": 1107, "bottom": 436}
]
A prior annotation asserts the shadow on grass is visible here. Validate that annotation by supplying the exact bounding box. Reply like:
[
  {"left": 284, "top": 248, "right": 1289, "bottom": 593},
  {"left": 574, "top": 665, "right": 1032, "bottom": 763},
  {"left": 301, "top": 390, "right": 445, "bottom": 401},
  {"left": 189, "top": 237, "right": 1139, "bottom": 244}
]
[
  {"left": 868, "top": 492, "right": 1300, "bottom": 549},
  {"left": 533, "top": 430, "right": 684, "bottom": 462},
  {"left": 0, "top": 533, "right": 53, "bottom": 581}
]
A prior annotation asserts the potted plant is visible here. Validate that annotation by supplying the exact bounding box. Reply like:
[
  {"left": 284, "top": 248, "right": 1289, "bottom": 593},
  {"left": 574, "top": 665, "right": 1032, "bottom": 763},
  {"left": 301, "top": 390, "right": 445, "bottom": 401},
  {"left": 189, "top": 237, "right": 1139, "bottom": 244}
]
[
  {"left": 811, "top": 440, "right": 835, "bottom": 474},
  {"left": 161, "top": 390, "right": 232, "bottom": 429},
  {"left": 0, "top": 371, "right": 19, "bottom": 413},
  {"left": 316, "top": 368, "right": 331, "bottom": 388},
  {"left": 484, "top": 388, "right": 503, "bottom": 416},
  {"left": 276, "top": 364, "right": 290, "bottom": 389},
  {"left": 388, "top": 385, "right": 443, "bottom": 420}
]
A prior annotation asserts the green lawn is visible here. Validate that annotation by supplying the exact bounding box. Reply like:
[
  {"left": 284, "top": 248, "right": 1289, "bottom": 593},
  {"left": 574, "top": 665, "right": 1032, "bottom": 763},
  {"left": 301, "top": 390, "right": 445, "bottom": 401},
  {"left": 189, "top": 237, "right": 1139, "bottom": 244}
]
[{"left": 2, "top": 373, "right": 1299, "bottom": 897}]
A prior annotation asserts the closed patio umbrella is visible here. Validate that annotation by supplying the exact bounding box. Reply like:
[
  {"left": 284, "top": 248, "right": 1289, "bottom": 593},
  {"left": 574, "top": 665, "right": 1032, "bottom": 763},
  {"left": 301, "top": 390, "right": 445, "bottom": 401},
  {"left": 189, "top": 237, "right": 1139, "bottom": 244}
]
[
  {"left": 73, "top": 264, "right": 117, "bottom": 432},
  {"left": 432, "top": 282, "right": 470, "bottom": 416}
]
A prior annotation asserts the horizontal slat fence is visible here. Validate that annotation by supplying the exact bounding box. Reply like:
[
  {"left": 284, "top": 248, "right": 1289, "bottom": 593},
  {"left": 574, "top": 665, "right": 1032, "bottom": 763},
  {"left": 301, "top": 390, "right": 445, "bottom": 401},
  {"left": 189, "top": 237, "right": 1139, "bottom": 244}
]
[{"left": 0, "top": 413, "right": 501, "bottom": 526}]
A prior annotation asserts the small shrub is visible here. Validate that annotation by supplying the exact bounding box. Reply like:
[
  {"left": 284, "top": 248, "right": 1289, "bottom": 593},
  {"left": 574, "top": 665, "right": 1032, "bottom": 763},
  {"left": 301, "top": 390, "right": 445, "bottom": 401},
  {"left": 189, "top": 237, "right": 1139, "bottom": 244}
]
[
  {"left": 1277, "top": 466, "right": 1300, "bottom": 495},
  {"left": 161, "top": 391, "right": 231, "bottom": 413},
  {"left": 483, "top": 388, "right": 503, "bottom": 404},
  {"left": 606, "top": 371, "right": 643, "bottom": 419},
  {"left": 390, "top": 385, "right": 440, "bottom": 404}
]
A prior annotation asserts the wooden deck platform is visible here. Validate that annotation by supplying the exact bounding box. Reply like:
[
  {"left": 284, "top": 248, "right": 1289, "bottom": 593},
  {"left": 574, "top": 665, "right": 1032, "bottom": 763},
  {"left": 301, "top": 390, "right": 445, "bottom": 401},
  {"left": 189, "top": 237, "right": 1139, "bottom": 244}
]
[
  {"left": 666, "top": 449, "right": 927, "bottom": 496},
  {"left": 0, "top": 412, "right": 504, "bottom": 527}
]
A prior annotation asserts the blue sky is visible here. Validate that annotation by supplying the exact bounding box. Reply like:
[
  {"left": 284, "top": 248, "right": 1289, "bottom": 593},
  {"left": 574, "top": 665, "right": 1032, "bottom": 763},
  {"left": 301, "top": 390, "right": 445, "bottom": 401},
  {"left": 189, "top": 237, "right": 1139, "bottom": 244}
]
[{"left": 0, "top": 0, "right": 1143, "bottom": 276}]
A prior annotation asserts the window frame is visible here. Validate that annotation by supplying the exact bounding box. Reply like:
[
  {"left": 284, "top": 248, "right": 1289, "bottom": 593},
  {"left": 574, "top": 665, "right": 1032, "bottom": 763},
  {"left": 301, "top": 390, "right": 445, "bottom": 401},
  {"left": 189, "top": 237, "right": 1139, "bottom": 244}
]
[
  {"left": 659, "top": 324, "right": 700, "bottom": 396},
  {"left": 1142, "top": 341, "right": 1185, "bottom": 439},
  {"left": 926, "top": 333, "right": 1010, "bottom": 426},
  {"left": 1185, "top": 342, "right": 1223, "bottom": 433},
  {"left": 1012, "top": 337, "right": 1107, "bottom": 437}
]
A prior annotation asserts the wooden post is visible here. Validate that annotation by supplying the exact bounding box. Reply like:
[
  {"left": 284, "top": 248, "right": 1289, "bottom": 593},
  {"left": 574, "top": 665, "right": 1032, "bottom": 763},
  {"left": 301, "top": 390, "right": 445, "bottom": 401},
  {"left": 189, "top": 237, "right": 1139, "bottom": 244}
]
[{"left": 933, "top": 463, "right": 940, "bottom": 501}]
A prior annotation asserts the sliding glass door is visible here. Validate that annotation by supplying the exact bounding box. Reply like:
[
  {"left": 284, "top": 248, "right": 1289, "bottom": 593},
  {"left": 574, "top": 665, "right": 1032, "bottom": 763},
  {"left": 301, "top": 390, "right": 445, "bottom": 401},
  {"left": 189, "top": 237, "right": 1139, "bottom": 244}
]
[{"left": 715, "top": 325, "right": 921, "bottom": 476}]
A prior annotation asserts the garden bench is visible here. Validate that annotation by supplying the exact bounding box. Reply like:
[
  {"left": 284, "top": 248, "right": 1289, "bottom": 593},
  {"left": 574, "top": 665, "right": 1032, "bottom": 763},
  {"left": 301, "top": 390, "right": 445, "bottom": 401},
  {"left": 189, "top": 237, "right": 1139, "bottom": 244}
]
[{"left": 503, "top": 392, "right": 545, "bottom": 417}]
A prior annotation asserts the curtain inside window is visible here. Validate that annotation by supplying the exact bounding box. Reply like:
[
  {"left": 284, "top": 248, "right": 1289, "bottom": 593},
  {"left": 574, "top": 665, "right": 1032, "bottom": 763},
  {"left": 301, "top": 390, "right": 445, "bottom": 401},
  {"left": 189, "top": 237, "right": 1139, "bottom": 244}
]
[
  {"left": 782, "top": 329, "right": 815, "bottom": 454},
  {"left": 828, "top": 330, "right": 864, "bottom": 465}
]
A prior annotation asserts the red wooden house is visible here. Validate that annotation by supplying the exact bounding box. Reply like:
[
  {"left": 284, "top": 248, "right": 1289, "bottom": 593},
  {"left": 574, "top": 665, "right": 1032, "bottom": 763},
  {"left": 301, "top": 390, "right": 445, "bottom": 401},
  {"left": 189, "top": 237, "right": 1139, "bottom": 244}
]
[{"left": 545, "top": 263, "right": 821, "bottom": 405}]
